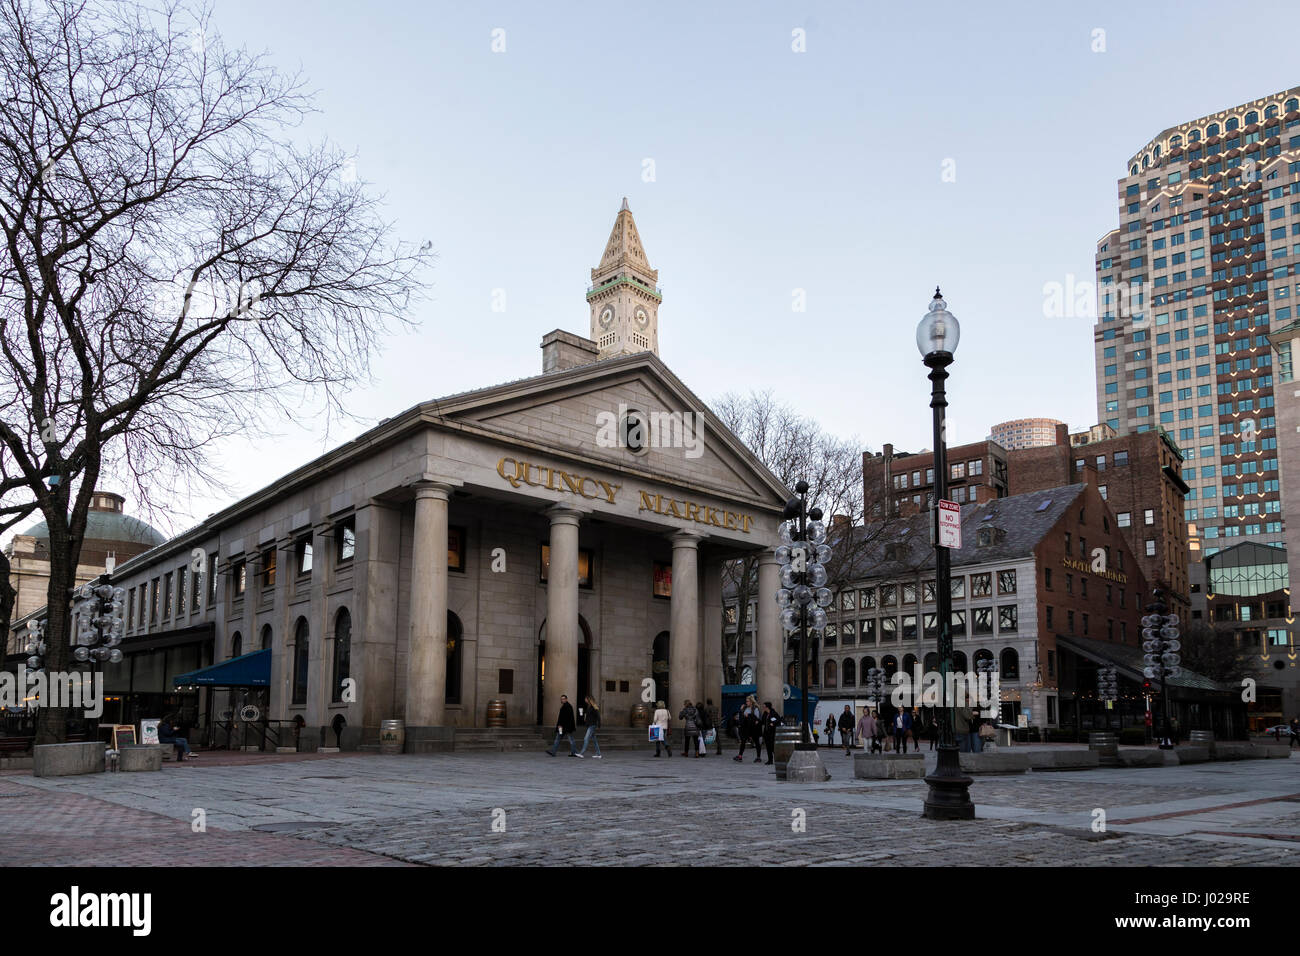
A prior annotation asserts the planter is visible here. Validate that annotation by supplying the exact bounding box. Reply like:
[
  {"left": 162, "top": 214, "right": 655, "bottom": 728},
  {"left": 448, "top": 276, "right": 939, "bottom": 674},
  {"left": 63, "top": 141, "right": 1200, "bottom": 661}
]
[{"left": 34, "top": 741, "right": 106, "bottom": 777}]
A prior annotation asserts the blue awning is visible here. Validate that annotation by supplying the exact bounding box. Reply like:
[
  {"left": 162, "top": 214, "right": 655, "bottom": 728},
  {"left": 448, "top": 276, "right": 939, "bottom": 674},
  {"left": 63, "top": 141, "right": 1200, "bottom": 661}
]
[{"left": 172, "top": 649, "right": 270, "bottom": 688}]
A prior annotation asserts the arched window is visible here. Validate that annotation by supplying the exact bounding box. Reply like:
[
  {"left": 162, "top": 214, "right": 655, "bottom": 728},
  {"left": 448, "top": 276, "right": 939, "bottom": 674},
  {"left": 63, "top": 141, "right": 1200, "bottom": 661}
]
[
  {"left": 740, "top": 665, "right": 754, "bottom": 685},
  {"left": 1130, "top": 164, "right": 1139, "bottom": 176},
  {"left": 882, "top": 655, "right": 898, "bottom": 679},
  {"left": 902, "top": 653, "right": 918, "bottom": 673},
  {"left": 842, "top": 657, "right": 856, "bottom": 687},
  {"left": 1207, "top": 122, "right": 1220, "bottom": 136},
  {"left": 1000, "top": 647, "right": 1020, "bottom": 680},
  {"left": 332, "top": 608, "right": 351, "bottom": 703},
  {"left": 1245, "top": 110, "right": 1258, "bottom": 125},
  {"left": 823, "top": 659, "right": 837, "bottom": 688},
  {"left": 1142, "top": 154, "right": 1149, "bottom": 169},
  {"left": 1188, "top": 129, "right": 1201, "bottom": 142},
  {"left": 860, "top": 656, "right": 875, "bottom": 673},
  {"left": 1225, "top": 116, "right": 1239, "bottom": 131},
  {"left": 923, "top": 652, "right": 940, "bottom": 672},
  {"left": 446, "top": 612, "right": 463, "bottom": 705},
  {"left": 1287, "top": 98, "right": 1299, "bottom": 113},
  {"left": 230, "top": 631, "right": 242, "bottom": 659},
  {"left": 1265, "top": 105, "right": 1278, "bottom": 119},
  {"left": 1153, "top": 144, "right": 1161, "bottom": 159},
  {"left": 952, "top": 650, "right": 968, "bottom": 672},
  {"left": 292, "top": 617, "right": 309, "bottom": 705},
  {"left": 973, "top": 648, "right": 994, "bottom": 668},
  {"left": 261, "top": 624, "right": 272, "bottom": 650}
]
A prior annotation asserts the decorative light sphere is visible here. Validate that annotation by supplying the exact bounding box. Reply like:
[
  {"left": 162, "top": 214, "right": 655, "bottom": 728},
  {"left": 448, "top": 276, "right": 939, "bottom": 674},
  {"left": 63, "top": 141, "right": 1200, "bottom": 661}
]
[
  {"left": 108, "top": 649, "right": 123, "bottom": 663},
  {"left": 780, "top": 608, "right": 800, "bottom": 630},
  {"left": 1160, "top": 625, "right": 1179, "bottom": 639},
  {"left": 815, "top": 544, "right": 832, "bottom": 564},
  {"left": 916, "top": 288, "right": 961, "bottom": 358},
  {"left": 793, "top": 585, "right": 813, "bottom": 607},
  {"left": 808, "top": 564, "right": 828, "bottom": 588},
  {"left": 26, "top": 656, "right": 41, "bottom": 669},
  {"left": 815, "top": 587, "right": 833, "bottom": 608},
  {"left": 73, "top": 647, "right": 90, "bottom": 662},
  {"left": 775, "top": 545, "right": 792, "bottom": 565},
  {"left": 780, "top": 566, "right": 797, "bottom": 589},
  {"left": 806, "top": 521, "right": 826, "bottom": 545},
  {"left": 779, "top": 522, "right": 794, "bottom": 546},
  {"left": 810, "top": 607, "right": 828, "bottom": 630},
  {"left": 775, "top": 589, "right": 793, "bottom": 608}
]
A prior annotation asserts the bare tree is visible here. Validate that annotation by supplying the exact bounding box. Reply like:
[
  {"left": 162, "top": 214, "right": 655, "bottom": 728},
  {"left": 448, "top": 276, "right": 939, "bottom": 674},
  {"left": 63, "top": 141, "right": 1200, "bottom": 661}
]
[
  {"left": 0, "top": 0, "right": 427, "bottom": 743},
  {"left": 713, "top": 389, "right": 896, "bottom": 683},
  {"left": 1181, "top": 621, "right": 1248, "bottom": 685}
]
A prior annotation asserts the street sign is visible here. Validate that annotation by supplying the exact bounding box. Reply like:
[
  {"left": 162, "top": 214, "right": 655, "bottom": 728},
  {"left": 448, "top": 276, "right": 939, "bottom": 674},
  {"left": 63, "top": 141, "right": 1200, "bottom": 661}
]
[{"left": 937, "top": 499, "right": 962, "bottom": 549}]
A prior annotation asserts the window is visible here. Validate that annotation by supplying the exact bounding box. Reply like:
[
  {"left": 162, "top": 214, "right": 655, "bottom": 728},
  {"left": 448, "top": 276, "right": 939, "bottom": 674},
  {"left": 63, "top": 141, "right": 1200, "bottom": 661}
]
[
  {"left": 1113, "top": 450, "right": 1129, "bottom": 466},
  {"left": 951, "top": 462, "right": 966, "bottom": 480},
  {"left": 292, "top": 618, "right": 310, "bottom": 706},
  {"left": 1000, "top": 648, "right": 1019, "bottom": 680},
  {"left": 840, "top": 590, "right": 857, "bottom": 612},
  {"left": 881, "top": 584, "right": 897, "bottom": 606},
  {"left": 1146, "top": 539, "right": 1156, "bottom": 556},
  {"left": 540, "top": 544, "right": 595, "bottom": 589},
  {"left": 950, "top": 610, "right": 966, "bottom": 638},
  {"left": 336, "top": 516, "right": 356, "bottom": 564},
  {"left": 232, "top": 559, "right": 246, "bottom": 598},
  {"left": 902, "top": 615, "right": 917, "bottom": 640},
  {"left": 208, "top": 553, "right": 218, "bottom": 604},
  {"left": 176, "top": 567, "right": 187, "bottom": 618},
  {"left": 973, "top": 607, "right": 993, "bottom": 635},
  {"left": 261, "top": 547, "right": 276, "bottom": 589},
  {"left": 998, "top": 605, "right": 1018, "bottom": 632},
  {"left": 191, "top": 563, "right": 202, "bottom": 612},
  {"left": 970, "top": 573, "right": 991, "bottom": 598},
  {"left": 296, "top": 536, "right": 313, "bottom": 575},
  {"left": 1117, "top": 511, "right": 1131, "bottom": 527},
  {"left": 1144, "top": 509, "right": 1154, "bottom": 525},
  {"left": 332, "top": 609, "right": 351, "bottom": 703},
  {"left": 448, "top": 526, "right": 466, "bottom": 572},
  {"left": 860, "top": 587, "right": 876, "bottom": 609},
  {"left": 1044, "top": 568, "right": 1052, "bottom": 590},
  {"left": 163, "top": 572, "right": 173, "bottom": 618},
  {"left": 997, "top": 570, "right": 1016, "bottom": 595}
]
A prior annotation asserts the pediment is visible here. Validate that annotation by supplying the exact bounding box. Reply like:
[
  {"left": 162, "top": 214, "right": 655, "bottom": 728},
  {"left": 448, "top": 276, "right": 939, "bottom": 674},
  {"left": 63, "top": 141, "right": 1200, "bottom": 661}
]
[{"left": 426, "top": 354, "right": 788, "bottom": 510}]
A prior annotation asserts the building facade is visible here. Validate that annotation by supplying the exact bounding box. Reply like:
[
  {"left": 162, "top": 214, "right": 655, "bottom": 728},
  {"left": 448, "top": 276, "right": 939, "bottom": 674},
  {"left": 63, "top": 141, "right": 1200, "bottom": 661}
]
[
  {"left": 11, "top": 203, "right": 793, "bottom": 750},
  {"left": 1094, "top": 88, "right": 1300, "bottom": 554},
  {"left": 989, "top": 418, "right": 1065, "bottom": 450},
  {"left": 864, "top": 440, "right": 1010, "bottom": 518}
]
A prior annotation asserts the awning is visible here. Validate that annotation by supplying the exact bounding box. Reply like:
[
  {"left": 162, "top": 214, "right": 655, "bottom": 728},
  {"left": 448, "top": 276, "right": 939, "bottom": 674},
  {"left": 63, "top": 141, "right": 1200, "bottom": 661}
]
[
  {"left": 1055, "top": 635, "right": 1226, "bottom": 693},
  {"left": 172, "top": 649, "right": 270, "bottom": 688}
]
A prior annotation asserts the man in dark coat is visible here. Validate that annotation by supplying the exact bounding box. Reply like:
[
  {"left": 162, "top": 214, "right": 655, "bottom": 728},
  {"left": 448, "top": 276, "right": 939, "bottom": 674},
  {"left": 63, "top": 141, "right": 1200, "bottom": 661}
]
[
  {"left": 837, "top": 705, "right": 855, "bottom": 756},
  {"left": 546, "top": 694, "right": 578, "bottom": 756},
  {"left": 762, "top": 702, "right": 782, "bottom": 765}
]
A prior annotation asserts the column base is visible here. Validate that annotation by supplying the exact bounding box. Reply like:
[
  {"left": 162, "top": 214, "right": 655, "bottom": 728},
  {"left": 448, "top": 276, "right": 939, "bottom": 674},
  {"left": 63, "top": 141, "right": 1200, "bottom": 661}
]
[
  {"left": 922, "top": 744, "right": 975, "bottom": 820},
  {"left": 402, "top": 726, "right": 456, "bottom": 753}
]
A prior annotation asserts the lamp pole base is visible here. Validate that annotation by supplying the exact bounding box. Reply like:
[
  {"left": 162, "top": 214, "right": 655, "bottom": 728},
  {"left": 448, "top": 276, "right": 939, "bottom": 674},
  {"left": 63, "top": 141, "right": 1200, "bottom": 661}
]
[{"left": 922, "top": 743, "right": 975, "bottom": 820}]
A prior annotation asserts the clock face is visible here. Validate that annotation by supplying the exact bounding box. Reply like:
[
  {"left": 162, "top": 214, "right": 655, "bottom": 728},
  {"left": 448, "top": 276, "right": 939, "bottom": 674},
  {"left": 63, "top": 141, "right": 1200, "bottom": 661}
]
[
  {"left": 635, "top": 308, "right": 649, "bottom": 328},
  {"left": 599, "top": 306, "right": 615, "bottom": 328}
]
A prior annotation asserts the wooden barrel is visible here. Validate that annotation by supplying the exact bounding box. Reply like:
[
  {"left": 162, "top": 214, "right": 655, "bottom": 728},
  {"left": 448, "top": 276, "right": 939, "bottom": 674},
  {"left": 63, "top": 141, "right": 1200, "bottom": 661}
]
[
  {"left": 379, "top": 719, "right": 405, "bottom": 755},
  {"left": 486, "top": 700, "right": 507, "bottom": 728},
  {"left": 1188, "top": 729, "right": 1214, "bottom": 755},
  {"left": 773, "top": 724, "right": 805, "bottom": 780},
  {"left": 630, "top": 703, "right": 650, "bottom": 728}
]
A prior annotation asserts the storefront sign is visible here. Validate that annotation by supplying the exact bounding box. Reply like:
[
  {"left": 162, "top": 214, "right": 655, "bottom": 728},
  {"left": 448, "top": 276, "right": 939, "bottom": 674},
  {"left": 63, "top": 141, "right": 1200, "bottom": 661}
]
[
  {"left": 1061, "top": 555, "right": 1128, "bottom": 584},
  {"left": 638, "top": 492, "right": 753, "bottom": 533},
  {"left": 496, "top": 457, "right": 620, "bottom": 504}
]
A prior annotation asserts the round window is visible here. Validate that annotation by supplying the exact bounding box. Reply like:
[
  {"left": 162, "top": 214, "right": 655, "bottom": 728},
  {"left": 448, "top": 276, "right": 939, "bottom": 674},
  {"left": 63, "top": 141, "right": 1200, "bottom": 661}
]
[{"left": 619, "top": 409, "right": 648, "bottom": 454}]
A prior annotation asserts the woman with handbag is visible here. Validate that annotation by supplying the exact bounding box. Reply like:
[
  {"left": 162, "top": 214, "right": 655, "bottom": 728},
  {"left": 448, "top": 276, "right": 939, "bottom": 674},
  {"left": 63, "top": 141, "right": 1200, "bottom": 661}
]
[{"left": 651, "top": 700, "right": 671, "bottom": 757}]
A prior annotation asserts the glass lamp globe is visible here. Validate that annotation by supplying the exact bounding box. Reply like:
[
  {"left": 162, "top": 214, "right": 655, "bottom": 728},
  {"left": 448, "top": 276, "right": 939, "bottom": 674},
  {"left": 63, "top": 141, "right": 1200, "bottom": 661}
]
[
  {"left": 775, "top": 589, "right": 793, "bottom": 608},
  {"left": 108, "top": 649, "right": 123, "bottom": 664},
  {"left": 780, "top": 608, "right": 800, "bottom": 630},
  {"left": 26, "top": 656, "right": 41, "bottom": 669},
  {"left": 780, "top": 566, "right": 798, "bottom": 589},
  {"left": 808, "top": 564, "right": 828, "bottom": 588},
  {"left": 793, "top": 585, "right": 813, "bottom": 607},
  {"left": 815, "top": 587, "right": 833, "bottom": 607},
  {"left": 779, "top": 522, "right": 794, "bottom": 546},
  {"left": 775, "top": 545, "right": 792, "bottom": 565},
  {"left": 806, "top": 521, "right": 826, "bottom": 544},
  {"left": 916, "top": 288, "right": 961, "bottom": 358},
  {"left": 73, "top": 646, "right": 90, "bottom": 662},
  {"left": 815, "top": 544, "right": 832, "bottom": 564},
  {"left": 810, "top": 607, "right": 828, "bottom": 630}
]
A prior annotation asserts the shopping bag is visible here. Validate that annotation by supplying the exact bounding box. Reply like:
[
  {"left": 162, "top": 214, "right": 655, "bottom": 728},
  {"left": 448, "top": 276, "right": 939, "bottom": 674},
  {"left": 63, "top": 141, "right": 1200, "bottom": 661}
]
[
  {"left": 649, "top": 725, "right": 663, "bottom": 742},
  {"left": 697, "top": 734, "right": 706, "bottom": 755},
  {"left": 704, "top": 729, "right": 717, "bottom": 746}
]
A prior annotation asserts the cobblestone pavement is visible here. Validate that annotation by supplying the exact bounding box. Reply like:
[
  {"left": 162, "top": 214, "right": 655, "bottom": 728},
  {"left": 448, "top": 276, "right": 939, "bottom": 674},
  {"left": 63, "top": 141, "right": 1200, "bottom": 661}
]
[{"left": 6, "top": 750, "right": 1299, "bottom": 866}]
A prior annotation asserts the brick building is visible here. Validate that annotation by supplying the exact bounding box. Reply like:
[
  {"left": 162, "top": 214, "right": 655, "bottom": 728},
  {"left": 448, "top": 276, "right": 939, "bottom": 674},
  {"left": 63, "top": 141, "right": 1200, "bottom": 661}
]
[
  {"left": 1006, "top": 423, "right": 1190, "bottom": 619},
  {"left": 863, "top": 440, "right": 1009, "bottom": 518}
]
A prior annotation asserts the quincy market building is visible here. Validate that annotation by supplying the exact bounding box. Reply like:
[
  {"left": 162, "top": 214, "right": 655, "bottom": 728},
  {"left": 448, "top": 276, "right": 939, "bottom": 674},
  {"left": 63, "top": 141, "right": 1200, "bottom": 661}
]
[{"left": 86, "top": 203, "right": 793, "bottom": 750}]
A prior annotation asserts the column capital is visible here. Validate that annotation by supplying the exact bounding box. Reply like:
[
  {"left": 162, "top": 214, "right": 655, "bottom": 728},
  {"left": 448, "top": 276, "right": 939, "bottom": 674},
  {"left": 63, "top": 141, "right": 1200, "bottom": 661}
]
[
  {"left": 669, "top": 530, "right": 702, "bottom": 548},
  {"left": 408, "top": 479, "right": 456, "bottom": 502},
  {"left": 545, "top": 503, "right": 584, "bottom": 527},
  {"left": 756, "top": 549, "right": 780, "bottom": 567}
]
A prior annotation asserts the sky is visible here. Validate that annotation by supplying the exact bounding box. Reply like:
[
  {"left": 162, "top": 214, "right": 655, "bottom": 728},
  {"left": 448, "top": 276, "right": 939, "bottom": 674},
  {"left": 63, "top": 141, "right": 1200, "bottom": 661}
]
[{"left": 64, "top": 0, "right": 1300, "bottom": 538}]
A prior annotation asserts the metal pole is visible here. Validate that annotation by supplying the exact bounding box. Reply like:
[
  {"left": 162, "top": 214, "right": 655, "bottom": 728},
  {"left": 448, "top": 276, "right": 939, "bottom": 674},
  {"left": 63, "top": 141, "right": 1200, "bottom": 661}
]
[
  {"left": 922, "top": 353, "right": 974, "bottom": 820},
  {"left": 799, "top": 488, "right": 809, "bottom": 745}
]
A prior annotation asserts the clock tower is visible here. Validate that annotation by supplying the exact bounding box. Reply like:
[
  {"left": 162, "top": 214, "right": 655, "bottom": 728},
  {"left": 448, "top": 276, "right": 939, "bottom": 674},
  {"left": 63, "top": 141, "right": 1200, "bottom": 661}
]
[{"left": 588, "top": 198, "right": 661, "bottom": 359}]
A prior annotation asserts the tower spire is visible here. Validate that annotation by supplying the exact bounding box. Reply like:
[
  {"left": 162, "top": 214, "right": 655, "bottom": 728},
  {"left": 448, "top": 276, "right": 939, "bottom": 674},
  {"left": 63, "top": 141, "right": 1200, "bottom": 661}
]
[{"left": 588, "top": 199, "right": 661, "bottom": 359}]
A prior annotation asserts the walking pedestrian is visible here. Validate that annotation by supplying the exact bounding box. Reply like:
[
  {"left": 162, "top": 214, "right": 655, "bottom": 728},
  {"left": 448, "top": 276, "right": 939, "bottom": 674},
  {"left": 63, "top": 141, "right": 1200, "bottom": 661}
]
[
  {"left": 735, "top": 695, "right": 762, "bottom": 762},
  {"left": 927, "top": 711, "right": 939, "bottom": 751},
  {"left": 762, "top": 701, "right": 781, "bottom": 765},
  {"left": 1290, "top": 716, "right": 1300, "bottom": 749},
  {"left": 824, "top": 714, "right": 837, "bottom": 748},
  {"left": 651, "top": 700, "right": 672, "bottom": 757},
  {"left": 838, "top": 705, "right": 855, "bottom": 756},
  {"left": 858, "top": 707, "right": 879, "bottom": 753},
  {"left": 678, "top": 699, "right": 700, "bottom": 756},
  {"left": 695, "top": 700, "right": 713, "bottom": 757},
  {"left": 706, "top": 698, "right": 723, "bottom": 755},
  {"left": 546, "top": 694, "right": 579, "bottom": 757},
  {"left": 892, "top": 707, "right": 910, "bottom": 753},
  {"left": 576, "top": 694, "right": 603, "bottom": 758}
]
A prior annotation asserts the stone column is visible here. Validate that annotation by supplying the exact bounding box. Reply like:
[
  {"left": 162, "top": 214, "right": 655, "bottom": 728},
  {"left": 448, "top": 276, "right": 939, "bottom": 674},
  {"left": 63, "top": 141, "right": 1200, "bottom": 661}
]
[
  {"left": 757, "top": 553, "right": 782, "bottom": 708},
  {"left": 406, "top": 482, "right": 452, "bottom": 728},
  {"left": 542, "top": 506, "right": 582, "bottom": 728},
  {"left": 669, "top": 532, "right": 701, "bottom": 716},
  {"left": 701, "top": 558, "right": 723, "bottom": 706}
]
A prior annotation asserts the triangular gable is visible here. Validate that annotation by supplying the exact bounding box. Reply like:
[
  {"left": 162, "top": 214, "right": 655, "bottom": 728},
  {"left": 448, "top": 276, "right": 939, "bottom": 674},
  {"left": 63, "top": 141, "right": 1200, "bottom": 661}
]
[{"left": 425, "top": 352, "right": 790, "bottom": 510}]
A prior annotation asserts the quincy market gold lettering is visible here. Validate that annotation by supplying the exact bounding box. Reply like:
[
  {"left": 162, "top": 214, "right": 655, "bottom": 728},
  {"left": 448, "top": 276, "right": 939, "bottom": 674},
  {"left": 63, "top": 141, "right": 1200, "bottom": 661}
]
[
  {"left": 496, "top": 457, "right": 620, "bottom": 505},
  {"left": 638, "top": 492, "right": 753, "bottom": 534}
]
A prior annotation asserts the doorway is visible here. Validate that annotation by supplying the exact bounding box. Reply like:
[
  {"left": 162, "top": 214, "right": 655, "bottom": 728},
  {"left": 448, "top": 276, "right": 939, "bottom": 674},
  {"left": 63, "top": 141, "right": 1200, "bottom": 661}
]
[
  {"left": 652, "top": 631, "right": 670, "bottom": 706},
  {"left": 536, "top": 616, "right": 592, "bottom": 724}
]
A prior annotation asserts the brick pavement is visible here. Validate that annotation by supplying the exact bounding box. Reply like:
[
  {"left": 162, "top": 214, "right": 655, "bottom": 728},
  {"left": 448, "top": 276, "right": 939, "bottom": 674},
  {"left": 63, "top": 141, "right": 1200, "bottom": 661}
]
[{"left": 6, "top": 749, "right": 1298, "bottom": 866}]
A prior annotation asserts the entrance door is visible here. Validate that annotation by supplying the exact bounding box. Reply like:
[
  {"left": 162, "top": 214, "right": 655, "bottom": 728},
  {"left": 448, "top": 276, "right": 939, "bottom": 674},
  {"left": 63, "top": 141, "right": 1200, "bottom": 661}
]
[
  {"left": 536, "top": 617, "right": 592, "bottom": 724},
  {"left": 652, "top": 631, "right": 670, "bottom": 706}
]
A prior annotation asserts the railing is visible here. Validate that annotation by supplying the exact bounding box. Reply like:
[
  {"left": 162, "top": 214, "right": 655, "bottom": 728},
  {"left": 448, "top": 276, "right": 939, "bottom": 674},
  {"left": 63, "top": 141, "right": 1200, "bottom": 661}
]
[{"left": 207, "top": 719, "right": 298, "bottom": 752}]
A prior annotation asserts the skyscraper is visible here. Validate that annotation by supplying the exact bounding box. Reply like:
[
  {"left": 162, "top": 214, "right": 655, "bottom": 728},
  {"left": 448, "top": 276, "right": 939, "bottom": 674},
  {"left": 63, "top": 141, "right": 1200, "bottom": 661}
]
[{"left": 1094, "top": 88, "right": 1300, "bottom": 557}]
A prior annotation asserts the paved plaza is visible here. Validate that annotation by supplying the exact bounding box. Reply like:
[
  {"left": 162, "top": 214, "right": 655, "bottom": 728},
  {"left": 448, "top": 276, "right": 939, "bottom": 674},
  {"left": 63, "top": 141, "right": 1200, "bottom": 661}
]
[{"left": 8, "top": 747, "right": 1300, "bottom": 866}]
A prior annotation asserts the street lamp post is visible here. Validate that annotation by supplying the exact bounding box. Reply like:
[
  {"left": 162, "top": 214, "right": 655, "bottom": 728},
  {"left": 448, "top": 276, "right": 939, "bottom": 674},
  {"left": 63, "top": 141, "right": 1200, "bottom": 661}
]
[
  {"left": 1142, "top": 591, "right": 1181, "bottom": 749},
  {"left": 775, "top": 480, "right": 831, "bottom": 748},
  {"left": 917, "top": 288, "right": 975, "bottom": 820}
]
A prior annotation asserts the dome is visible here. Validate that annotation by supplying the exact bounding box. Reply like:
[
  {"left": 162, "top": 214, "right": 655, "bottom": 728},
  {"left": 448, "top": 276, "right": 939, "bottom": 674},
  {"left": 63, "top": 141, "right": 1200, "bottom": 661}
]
[{"left": 20, "top": 492, "right": 166, "bottom": 549}]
